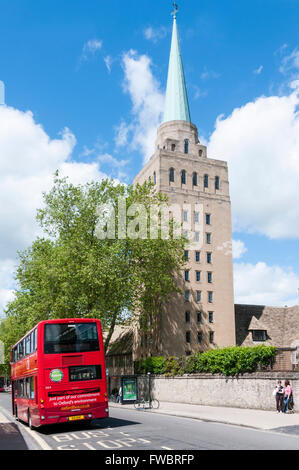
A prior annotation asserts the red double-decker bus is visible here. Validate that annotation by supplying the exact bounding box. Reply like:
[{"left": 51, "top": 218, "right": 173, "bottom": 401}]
[
  {"left": 11, "top": 318, "right": 109, "bottom": 428},
  {"left": 0, "top": 376, "right": 4, "bottom": 392}
]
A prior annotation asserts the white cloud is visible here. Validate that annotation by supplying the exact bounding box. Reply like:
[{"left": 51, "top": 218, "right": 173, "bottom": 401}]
[
  {"left": 114, "top": 121, "right": 134, "bottom": 148},
  {"left": 97, "top": 153, "right": 129, "bottom": 167},
  {"left": 83, "top": 39, "right": 102, "bottom": 54},
  {"left": 192, "top": 85, "right": 208, "bottom": 100},
  {"left": 200, "top": 66, "right": 220, "bottom": 80},
  {"left": 279, "top": 48, "right": 299, "bottom": 75},
  {"left": 97, "top": 153, "right": 130, "bottom": 181},
  {"left": 104, "top": 55, "right": 112, "bottom": 73},
  {"left": 0, "top": 105, "right": 108, "bottom": 315},
  {"left": 144, "top": 26, "right": 168, "bottom": 43},
  {"left": 80, "top": 39, "right": 103, "bottom": 63},
  {"left": 232, "top": 240, "right": 247, "bottom": 259},
  {"left": 0, "top": 259, "right": 16, "bottom": 317},
  {"left": 234, "top": 261, "right": 299, "bottom": 307},
  {"left": 120, "top": 50, "right": 165, "bottom": 162},
  {"left": 274, "top": 43, "right": 288, "bottom": 56},
  {"left": 208, "top": 85, "right": 299, "bottom": 239},
  {"left": 0, "top": 80, "right": 4, "bottom": 105},
  {"left": 253, "top": 65, "right": 263, "bottom": 75}
]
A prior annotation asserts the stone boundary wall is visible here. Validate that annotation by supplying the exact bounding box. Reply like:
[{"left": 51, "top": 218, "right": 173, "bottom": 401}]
[{"left": 137, "top": 372, "right": 299, "bottom": 411}]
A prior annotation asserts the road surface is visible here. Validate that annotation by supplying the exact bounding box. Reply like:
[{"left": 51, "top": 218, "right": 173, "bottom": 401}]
[{"left": 1, "top": 392, "right": 299, "bottom": 450}]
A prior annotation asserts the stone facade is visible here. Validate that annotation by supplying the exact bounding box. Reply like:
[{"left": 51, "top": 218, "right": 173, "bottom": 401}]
[
  {"left": 235, "top": 304, "right": 299, "bottom": 370},
  {"left": 133, "top": 120, "right": 236, "bottom": 359}
]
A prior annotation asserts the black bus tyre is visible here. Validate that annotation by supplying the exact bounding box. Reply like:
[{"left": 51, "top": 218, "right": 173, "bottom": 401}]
[{"left": 28, "top": 411, "right": 33, "bottom": 430}]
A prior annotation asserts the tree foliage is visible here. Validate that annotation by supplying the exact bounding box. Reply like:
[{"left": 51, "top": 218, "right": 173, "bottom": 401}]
[{"left": 1, "top": 174, "right": 186, "bottom": 358}]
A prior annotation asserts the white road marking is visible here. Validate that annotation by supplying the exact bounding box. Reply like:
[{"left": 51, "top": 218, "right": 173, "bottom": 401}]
[
  {"left": 19, "top": 424, "right": 52, "bottom": 450},
  {"left": 0, "top": 411, "right": 9, "bottom": 423}
]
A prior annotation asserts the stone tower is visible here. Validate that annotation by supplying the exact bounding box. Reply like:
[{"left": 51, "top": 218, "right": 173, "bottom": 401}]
[{"left": 133, "top": 9, "right": 236, "bottom": 358}]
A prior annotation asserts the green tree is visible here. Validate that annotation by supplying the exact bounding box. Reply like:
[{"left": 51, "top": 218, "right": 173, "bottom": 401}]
[{"left": 3, "top": 174, "right": 185, "bottom": 355}]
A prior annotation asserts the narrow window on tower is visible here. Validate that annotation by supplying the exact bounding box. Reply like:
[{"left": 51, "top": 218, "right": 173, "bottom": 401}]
[
  {"left": 185, "top": 290, "right": 190, "bottom": 302},
  {"left": 153, "top": 171, "right": 156, "bottom": 184},
  {"left": 204, "top": 174, "right": 209, "bottom": 188},
  {"left": 181, "top": 170, "right": 186, "bottom": 185},
  {"left": 209, "top": 331, "right": 214, "bottom": 344},
  {"left": 184, "top": 270, "right": 190, "bottom": 282},
  {"left": 197, "top": 312, "right": 202, "bottom": 323},
  {"left": 206, "top": 213, "right": 211, "bottom": 225},
  {"left": 215, "top": 176, "right": 220, "bottom": 190},
  {"left": 195, "top": 251, "right": 200, "bottom": 262},
  {"left": 196, "top": 291, "right": 201, "bottom": 303},
  {"left": 197, "top": 332, "right": 203, "bottom": 344},
  {"left": 196, "top": 271, "right": 201, "bottom": 282},
  {"left": 207, "top": 272, "right": 213, "bottom": 284},
  {"left": 184, "top": 139, "right": 189, "bottom": 154},
  {"left": 185, "top": 311, "right": 190, "bottom": 323},
  {"left": 206, "top": 233, "right": 211, "bottom": 244},
  {"left": 208, "top": 291, "right": 213, "bottom": 303},
  {"left": 192, "top": 172, "right": 198, "bottom": 186},
  {"left": 171, "top": 143, "right": 176, "bottom": 151},
  {"left": 186, "top": 331, "right": 191, "bottom": 343},
  {"left": 169, "top": 168, "right": 175, "bottom": 183}
]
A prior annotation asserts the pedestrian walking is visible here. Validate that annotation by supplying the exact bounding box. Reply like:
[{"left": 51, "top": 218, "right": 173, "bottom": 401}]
[
  {"left": 273, "top": 380, "right": 284, "bottom": 413},
  {"left": 116, "top": 386, "right": 122, "bottom": 404},
  {"left": 282, "top": 380, "right": 292, "bottom": 413}
]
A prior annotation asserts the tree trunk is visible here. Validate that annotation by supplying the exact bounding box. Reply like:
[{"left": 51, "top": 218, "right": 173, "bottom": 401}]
[{"left": 104, "top": 311, "right": 118, "bottom": 354}]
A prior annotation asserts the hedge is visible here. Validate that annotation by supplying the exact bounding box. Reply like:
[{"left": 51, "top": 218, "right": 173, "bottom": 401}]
[{"left": 134, "top": 346, "right": 277, "bottom": 377}]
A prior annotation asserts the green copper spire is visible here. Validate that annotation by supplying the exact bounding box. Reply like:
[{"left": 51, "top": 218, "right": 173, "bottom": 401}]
[{"left": 163, "top": 7, "right": 191, "bottom": 123}]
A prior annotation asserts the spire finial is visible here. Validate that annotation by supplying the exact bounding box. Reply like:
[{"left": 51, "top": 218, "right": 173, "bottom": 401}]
[{"left": 171, "top": 2, "right": 178, "bottom": 19}]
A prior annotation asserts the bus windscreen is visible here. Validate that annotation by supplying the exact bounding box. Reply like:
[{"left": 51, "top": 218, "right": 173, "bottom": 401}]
[{"left": 44, "top": 322, "right": 100, "bottom": 354}]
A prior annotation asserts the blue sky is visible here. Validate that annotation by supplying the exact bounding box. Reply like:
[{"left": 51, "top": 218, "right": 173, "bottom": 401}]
[
  {"left": 1, "top": 0, "right": 299, "bottom": 312},
  {"left": 2, "top": 0, "right": 298, "bottom": 160}
]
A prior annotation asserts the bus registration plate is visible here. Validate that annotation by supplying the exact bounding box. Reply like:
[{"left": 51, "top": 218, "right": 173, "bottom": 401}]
[{"left": 69, "top": 415, "right": 84, "bottom": 421}]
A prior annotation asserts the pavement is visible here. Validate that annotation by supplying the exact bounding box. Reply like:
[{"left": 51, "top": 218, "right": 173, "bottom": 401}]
[
  {"left": 109, "top": 401, "right": 299, "bottom": 432},
  {"left": 0, "top": 410, "right": 28, "bottom": 450}
]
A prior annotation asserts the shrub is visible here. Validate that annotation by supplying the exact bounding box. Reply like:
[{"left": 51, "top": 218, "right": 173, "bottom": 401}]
[
  {"left": 134, "top": 356, "right": 166, "bottom": 375},
  {"left": 134, "top": 346, "right": 276, "bottom": 377}
]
